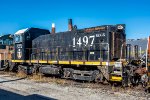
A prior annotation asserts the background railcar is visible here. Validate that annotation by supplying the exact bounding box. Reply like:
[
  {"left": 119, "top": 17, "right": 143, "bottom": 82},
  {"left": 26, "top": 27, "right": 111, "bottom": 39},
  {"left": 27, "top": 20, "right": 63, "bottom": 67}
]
[
  {"left": 147, "top": 36, "right": 150, "bottom": 89},
  {"left": 0, "top": 34, "right": 13, "bottom": 70}
]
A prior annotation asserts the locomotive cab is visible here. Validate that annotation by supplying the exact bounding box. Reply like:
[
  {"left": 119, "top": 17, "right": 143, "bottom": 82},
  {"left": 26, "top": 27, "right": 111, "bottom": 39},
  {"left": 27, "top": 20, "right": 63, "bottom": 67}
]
[
  {"left": 14, "top": 31, "right": 24, "bottom": 60},
  {"left": 13, "top": 28, "right": 50, "bottom": 61}
]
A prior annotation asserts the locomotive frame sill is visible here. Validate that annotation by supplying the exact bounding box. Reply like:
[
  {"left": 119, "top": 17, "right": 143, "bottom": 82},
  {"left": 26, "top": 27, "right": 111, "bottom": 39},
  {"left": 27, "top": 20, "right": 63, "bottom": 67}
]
[{"left": 11, "top": 60, "right": 116, "bottom": 66}]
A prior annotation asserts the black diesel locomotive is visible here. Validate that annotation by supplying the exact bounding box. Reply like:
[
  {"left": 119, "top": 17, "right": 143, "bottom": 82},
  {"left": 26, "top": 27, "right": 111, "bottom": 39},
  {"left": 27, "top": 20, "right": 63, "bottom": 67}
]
[{"left": 11, "top": 20, "right": 126, "bottom": 83}]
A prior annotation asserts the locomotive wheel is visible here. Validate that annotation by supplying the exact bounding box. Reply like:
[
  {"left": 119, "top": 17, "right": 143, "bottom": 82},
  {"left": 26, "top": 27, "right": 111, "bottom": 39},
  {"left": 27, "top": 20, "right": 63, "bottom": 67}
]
[
  {"left": 3, "top": 62, "right": 9, "bottom": 71},
  {"left": 32, "top": 65, "right": 40, "bottom": 74},
  {"left": 122, "top": 80, "right": 128, "bottom": 87},
  {"left": 122, "top": 76, "right": 130, "bottom": 87},
  {"left": 17, "top": 65, "right": 27, "bottom": 77},
  {"left": 18, "top": 65, "right": 32, "bottom": 75},
  {"left": 4, "top": 64, "right": 9, "bottom": 71},
  {"left": 9, "top": 63, "right": 18, "bottom": 72},
  {"left": 62, "top": 68, "right": 73, "bottom": 79},
  {"left": 145, "top": 86, "right": 150, "bottom": 93},
  {"left": 18, "top": 65, "right": 25, "bottom": 73},
  {"left": 95, "top": 72, "right": 104, "bottom": 83}
]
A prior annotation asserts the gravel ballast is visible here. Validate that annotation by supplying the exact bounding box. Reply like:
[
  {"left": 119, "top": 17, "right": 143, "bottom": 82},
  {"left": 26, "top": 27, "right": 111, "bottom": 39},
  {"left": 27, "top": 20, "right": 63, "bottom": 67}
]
[{"left": 0, "top": 73, "right": 150, "bottom": 100}]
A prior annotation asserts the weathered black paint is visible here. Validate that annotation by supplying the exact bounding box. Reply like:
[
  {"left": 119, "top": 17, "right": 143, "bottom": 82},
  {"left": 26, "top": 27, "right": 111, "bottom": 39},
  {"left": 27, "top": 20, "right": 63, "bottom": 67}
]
[{"left": 32, "top": 24, "right": 126, "bottom": 61}]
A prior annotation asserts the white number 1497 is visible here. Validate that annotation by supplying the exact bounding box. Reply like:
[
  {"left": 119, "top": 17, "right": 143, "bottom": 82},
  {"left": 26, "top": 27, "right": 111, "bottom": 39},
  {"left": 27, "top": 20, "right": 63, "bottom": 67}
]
[{"left": 73, "top": 35, "right": 95, "bottom": 47}]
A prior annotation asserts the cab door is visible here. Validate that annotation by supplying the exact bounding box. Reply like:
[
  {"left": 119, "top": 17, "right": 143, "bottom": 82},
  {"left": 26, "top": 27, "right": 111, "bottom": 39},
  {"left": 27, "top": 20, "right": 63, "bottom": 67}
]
[{"left": 14, "top": 34, "right": 24, "bottom": 60}]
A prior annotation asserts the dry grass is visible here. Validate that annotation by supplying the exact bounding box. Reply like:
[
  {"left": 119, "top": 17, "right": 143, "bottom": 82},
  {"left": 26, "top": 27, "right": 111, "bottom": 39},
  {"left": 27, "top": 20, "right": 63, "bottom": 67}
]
[
  {"left": 30, "top": 74, "right": 43, "bottom": 81},
  {"left": 13, "top": 72, "right": 72, "bottom": 86},
  {"left": 54, "top": 78, "right": 67, "bottom": 85},
  {"left": 16, "top": 71, "right": 27, "bottom": 78},
  {"left": 29, "top": 74, "right": 67, "bottom": 85}
]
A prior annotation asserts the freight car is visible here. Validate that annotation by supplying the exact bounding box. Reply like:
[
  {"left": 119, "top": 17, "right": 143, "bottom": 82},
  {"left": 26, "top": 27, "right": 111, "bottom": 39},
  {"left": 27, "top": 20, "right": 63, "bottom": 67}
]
[
  {"left": 10, "top": 19, "right": 128, "bottom": 85},
  {"left": 0, "top": 34, "right": 13, "bottom": 70}
]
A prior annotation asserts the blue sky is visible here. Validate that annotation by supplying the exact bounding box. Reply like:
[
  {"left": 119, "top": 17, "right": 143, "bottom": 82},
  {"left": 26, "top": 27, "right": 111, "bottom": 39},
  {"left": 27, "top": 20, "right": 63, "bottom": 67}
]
[{"left": 0, "top": 0, "right": 150, "bottom": 39}]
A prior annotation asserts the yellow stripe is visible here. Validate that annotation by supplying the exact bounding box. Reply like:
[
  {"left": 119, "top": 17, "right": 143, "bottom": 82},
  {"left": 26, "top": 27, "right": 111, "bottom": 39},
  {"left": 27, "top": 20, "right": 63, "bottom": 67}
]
[
  {"left": 59, "top": 61, "right": 70, "bottom": 64},
  {"left": 100, "top": 62, "right": 115, "bottom": 66},
  {"left": 11, "top": 60, "right": 117, "bottom": 67},
  {"left": 31, "top": 60, "right": 38, "bottom": 63},
  {"left": 109, "top": 62, "right": 115, "bottom": 65},
  {"left": 11, "top": 60, "right": 24, "bottom": 63},
  {"left": 110, "top": 76, "right": 122, "bottom": 81},
  {"left": 48, "top": 61, "right": 57, "bottom": 64},
  {"left": 85, "top": 62, "right": 100, "bottom": 65},
  {"left": 101, "top": 62, "right": 108, "bottom": 66},
  {"left": 26, "top": 60, "right": 30, "bottom": 63},
  {"left": 39, "top": 60, "right": 47, "bottom": 63},
  {"left": 71, "top": 61, "right": 83, "bottom": 65}
]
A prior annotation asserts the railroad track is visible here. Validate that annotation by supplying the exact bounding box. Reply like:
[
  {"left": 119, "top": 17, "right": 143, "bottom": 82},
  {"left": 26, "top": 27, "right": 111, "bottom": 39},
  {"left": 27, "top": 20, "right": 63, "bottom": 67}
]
[
  {"left": 0, "top": 71, "right": 145, "bottom": 92},
  {"left": 0, "top": 71, "right": 149, "bottom": 100}
]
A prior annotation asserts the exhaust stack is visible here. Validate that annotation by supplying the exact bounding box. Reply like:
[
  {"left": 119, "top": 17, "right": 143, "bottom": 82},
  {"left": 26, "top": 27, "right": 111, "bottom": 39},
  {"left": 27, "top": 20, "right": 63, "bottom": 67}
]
[
  {"left": 51, "top": 23, "right": 55, "bottom": 34},
  {"left": 126, "top": 44, "right": 131, "bottom": 63},
  {"left": 68, "top": 19, "right": 73, "bottom": 31},
  {"left": 134, "top": 45, "right": 138, "bottom": 59}
]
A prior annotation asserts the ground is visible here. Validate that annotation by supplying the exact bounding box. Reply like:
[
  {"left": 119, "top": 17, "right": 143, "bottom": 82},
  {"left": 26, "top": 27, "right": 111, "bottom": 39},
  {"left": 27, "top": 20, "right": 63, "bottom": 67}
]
[{"left": 0, "top": 72, "right": 150, "bottom": 100}]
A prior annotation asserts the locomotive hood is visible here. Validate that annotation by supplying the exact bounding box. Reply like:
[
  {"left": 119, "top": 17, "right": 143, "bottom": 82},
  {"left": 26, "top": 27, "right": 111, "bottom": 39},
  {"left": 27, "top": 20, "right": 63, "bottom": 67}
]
[{"left": 14, "top": 28, "right": 29, "bottom": 35}]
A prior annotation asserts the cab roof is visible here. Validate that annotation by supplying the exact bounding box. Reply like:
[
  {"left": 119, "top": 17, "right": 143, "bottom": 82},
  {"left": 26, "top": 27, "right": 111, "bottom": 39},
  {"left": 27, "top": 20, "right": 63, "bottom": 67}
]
[{"left": 14, "top": 28, "right": 29, "bottom": 35}]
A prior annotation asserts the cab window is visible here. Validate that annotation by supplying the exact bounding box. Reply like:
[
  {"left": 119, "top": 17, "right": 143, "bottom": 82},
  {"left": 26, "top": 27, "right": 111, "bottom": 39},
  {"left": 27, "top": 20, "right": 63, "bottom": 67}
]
[{"left": 15, "top": 35, "right": 22, "bottom": 43}]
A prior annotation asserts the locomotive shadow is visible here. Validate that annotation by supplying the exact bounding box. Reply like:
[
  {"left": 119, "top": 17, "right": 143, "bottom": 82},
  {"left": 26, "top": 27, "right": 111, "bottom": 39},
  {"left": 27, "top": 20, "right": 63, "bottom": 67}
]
[
  {"left": 43, "top": 74, "right": 111, "bottom": 84},
  {"left": 0, "top": 88, "right": 57, "bottom": 100},
  {"left": 0, "top": 77, "right": 27, "bottom": 83},
  {"left": 43, "top": 74, "right": 89, "bottom": 83}
]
